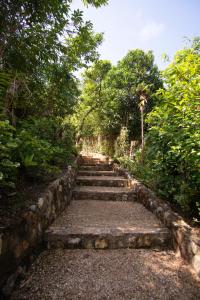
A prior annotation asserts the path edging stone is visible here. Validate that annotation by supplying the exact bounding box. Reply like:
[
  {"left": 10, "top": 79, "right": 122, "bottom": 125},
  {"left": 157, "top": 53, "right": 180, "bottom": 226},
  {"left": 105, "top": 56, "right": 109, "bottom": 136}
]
[{"left": 0, "top": 157, "right": 81, "bottom": 296}]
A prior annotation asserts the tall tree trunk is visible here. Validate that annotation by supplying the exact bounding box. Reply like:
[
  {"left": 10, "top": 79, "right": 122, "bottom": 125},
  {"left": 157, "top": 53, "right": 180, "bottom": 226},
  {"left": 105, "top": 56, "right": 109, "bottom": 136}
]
[{"left": 140, "top": 105, "right": 144, "bottom": 164}]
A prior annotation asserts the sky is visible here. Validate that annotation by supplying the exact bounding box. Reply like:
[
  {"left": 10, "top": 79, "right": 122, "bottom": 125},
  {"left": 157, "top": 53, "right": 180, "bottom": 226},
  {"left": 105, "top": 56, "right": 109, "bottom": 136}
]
[{"left": 72, "top": 0, "right": 200, "bottom": 70}]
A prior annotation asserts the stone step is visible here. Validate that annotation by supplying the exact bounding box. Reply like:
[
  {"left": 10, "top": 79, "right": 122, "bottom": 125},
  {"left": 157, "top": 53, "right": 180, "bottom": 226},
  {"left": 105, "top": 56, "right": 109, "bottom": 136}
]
[
  {"left": 81, "top": 155, "right": 108, "bottom": 161},
  {"left": 73, "top": 186, "right": 136, "bottom": 201},
  {"left": 45, "top": 200, "right": 171, "bottom": 250},
  {"left": 76, "top": 176, "right": 128, "bottom": 187},
  {"left": 45, "top": 227, "right": 171, "bottom": 250},
  {"left": 78, "top": 170, "right": 117, "bottom": 177},
  {"left": 80, "top": 164, "right": 113, "bottom": 171},
  {"left": 81, "top": 160, "right": 110, "bottom": 165}
]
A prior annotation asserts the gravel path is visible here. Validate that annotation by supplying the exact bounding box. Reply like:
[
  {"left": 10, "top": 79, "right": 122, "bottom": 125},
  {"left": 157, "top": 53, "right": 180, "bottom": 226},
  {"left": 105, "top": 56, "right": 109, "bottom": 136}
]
[{"left": 11, "top": 249, "right": 200, "bottom": 300}]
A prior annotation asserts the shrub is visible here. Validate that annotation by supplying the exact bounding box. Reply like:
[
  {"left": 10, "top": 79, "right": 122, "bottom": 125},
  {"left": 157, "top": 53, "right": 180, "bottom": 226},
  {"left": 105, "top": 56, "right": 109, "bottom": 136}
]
[
  {"left": 0, "top": 120, "right": 19, "bottom": 188},
  {"left": 17, "top": 129, "right": 60, "bottom": 179}
]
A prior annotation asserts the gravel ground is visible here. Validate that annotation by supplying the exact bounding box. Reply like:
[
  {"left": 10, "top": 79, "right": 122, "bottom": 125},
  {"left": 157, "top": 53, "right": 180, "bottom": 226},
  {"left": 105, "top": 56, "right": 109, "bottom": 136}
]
[
  {"left": 52, "top": 200, "right": 163, "bottom": 230},
  {"left": 11, "top": 249, "right": 200, "bottom": 300}
]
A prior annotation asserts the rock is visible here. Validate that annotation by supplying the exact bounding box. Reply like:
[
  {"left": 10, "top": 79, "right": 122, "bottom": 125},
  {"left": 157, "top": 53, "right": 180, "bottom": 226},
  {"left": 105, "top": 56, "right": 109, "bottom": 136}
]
[
  {"left": 192, "top": 254, "right": 200, "bottom": 275},
  {"left": 190, "top": 240, "right": 200, "bottom": 255},
  {"left": 84, "top": 240, "right": 94, "bottom": 249},
  {"left": 29, "top": 204, "right": 37, "bottom": 212},
  {"left": 163, "top": 211, "right": 173, "bottom": 227},
  {"left": 95, "top": 238, "right": 108, "bottom": 249},
  {"left": 15, "top": 242, "right": 23, "bottom": 259},
  {"left": 22, "top": 240, "right": 29, "bottom": 251},
  {"left": 144, "top": 235, "right": 152, "bottom": 247},
  {"left": 128, "top": 236, "right": 137, "bottom": 248},
  {"left": 122, "top": 194, "right": 128, "bottom": 201},
  {"left": 7, "top": 192, "right": 17, "bottom": 197},
  {"left": 117, "top": 240, "right": 124, "bottom": 248},
  {"left": 37, "top": 197, "right": 44, "bottom": 209},
  {"left": 0, "top": 234, "right": 2, "bottom": 255},
  {"left": 156, "top": 206, "right": 163, "bottom": 218},
  {"left": 48, "top": 191, "right": 54, "bottom": 203},
  {"left": 38, "top": 222, "right": 42, "bottom": 234},
  {"left": 68, "top": 238, "right": 81, "bottom": 248},
  {"left": 2, "top": 266, "right": 24, "bottom": 296},
  {"left": 149, "top": 200, "right": 157, "bottom": 211}
]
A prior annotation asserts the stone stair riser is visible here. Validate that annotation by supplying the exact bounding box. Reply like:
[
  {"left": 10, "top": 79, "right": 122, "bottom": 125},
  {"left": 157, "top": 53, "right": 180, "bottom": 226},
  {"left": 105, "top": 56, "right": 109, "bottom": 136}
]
[
  {"left": 80, "top": 165, "right": 113, "bottom": 171},
  {"left": 73, "top": 191, "right": 136, "bottom": 201},
  {"left": 81, "top": 157, "right": 109, "bottom": 163},
  {"left": 46, "top": 231, "right": 171, "bottom": 250},
  {"left": 76, "top": 179, "right": 128, "bottom": 187},
  {"left": 78, "top": 171, "right": 117, "bottom": 176},
  {"left": 81, "top": 161, "right": 109, "bottom": 165}
]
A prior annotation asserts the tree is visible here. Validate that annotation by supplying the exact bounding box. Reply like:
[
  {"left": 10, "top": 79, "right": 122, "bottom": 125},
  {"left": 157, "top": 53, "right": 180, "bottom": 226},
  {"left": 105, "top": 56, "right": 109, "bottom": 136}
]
[
  {"left": 0, "top": 0, "right": 108, "bottom": 189},
  {"left": 0, "top": 0, "right": 106, "bottom": 123},
  {"left": 103, "top": 49, "right": 162, "bottom": 140},
  {"left": 136, "top": 83, "right": 151, "bottom": 163},
  {"left": 75, "top": 60, "right": 112, "bottom": 141},
  {"left": 75, "top": 49, "right": 162, "bottom": 154}
]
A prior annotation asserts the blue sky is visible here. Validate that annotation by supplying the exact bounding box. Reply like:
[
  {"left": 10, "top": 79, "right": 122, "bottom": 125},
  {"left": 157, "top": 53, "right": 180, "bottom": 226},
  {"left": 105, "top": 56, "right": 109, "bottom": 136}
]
[{"left": 72, "top": 0, "right": 200, "bottom": 69}]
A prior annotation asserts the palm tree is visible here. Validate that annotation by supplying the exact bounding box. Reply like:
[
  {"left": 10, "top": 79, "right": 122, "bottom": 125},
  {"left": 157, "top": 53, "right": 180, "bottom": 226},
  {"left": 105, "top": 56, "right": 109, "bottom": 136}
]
[{"left": 136, "top": 83, "right": 150, "bottom": 164}]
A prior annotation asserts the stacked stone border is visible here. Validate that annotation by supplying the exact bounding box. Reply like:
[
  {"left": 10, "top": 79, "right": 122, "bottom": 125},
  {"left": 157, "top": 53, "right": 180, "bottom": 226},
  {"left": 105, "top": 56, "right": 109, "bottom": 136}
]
[
  {"left": 0, "top": 157, "right": 81, "bottom": 295},
  {"left": 113, "top": 163, "right": 200, "bottom": 277}
]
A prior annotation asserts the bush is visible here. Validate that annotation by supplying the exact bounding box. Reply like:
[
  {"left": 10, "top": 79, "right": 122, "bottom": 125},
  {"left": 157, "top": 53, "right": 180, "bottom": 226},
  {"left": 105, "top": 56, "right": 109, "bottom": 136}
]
[
  {"left": 17, "top": 129, "right": 60, "bottom": 179},
  {"left": 0, "top": 120, "right": 19, "bottom": 188},
  {"left": 19, "top": 117, "right": 77, "bottom": 164},
  {"left": 145, "top": 40, "right": 200, "bottom": 215}
]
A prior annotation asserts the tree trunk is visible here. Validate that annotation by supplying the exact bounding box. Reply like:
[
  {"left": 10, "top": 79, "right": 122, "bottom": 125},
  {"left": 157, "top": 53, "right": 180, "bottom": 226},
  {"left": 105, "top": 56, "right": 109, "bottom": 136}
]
[
  {"left": 140, "top": 106, "right": 144, "bottom": 164},
  {"left": 76, "top": 105, "right": 97, "bottom": 144}
]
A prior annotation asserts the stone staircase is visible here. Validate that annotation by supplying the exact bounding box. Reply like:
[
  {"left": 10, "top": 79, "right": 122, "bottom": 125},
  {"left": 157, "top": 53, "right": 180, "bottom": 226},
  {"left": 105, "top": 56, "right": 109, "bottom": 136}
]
[
  {"left": 11, "top": 155, "right": 200, "bottom": 300},
  {"left": 45, "top": 154, "right": 171, "bottom": 250}
]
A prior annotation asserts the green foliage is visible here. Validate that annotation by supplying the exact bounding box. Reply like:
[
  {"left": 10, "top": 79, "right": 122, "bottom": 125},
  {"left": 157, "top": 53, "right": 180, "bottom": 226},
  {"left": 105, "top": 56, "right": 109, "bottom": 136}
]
[
  {"left": 104, "top": 49, "right": 162, "bottom": 139},
  {"left": 0, "top": 121, "right": 19, "bottom": 188},
  {"left": 120, "top": 39, "right": 200, "bottom": 218},
  {"left": 74, "top": 60, "right": 112, "bottom": 139},
  {"left": 0, "top": 0, "right": 106, "bottom": 125},
  {"left": 115, "top": 127, "right": 129, "bottom": 158},
  {"left": 16, "top": 130, "right": 61, "bottom": 178},
  {"left": 145, "top": 39, "right": 200, "bottom": 213},
  {"left": 82, "top": 0, "right": 108, "bottom": 7},
  {"left": 0, "top": 72, "right": 11, "bottom": 107},
  {"left": 16, "top": 117, "right": 77, "bottom": 174}
]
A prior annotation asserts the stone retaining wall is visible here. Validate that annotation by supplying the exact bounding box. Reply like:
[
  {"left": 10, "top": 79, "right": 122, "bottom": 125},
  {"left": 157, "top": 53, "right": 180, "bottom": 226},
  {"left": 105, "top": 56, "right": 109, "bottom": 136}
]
[
  {"left": 113, "top": 163, "right": 200, "bottom": 276},
  {"left": 0, "top": 160, "right": 79, "bottom": 295}
]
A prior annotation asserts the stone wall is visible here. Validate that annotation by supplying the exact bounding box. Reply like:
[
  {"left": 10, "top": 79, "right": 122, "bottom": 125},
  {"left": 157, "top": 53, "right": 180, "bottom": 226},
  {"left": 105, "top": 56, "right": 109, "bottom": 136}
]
[
  {"left": 113, "top": 163, "right": 200, "bottom": 276},
  {"left": 0, "top": 161, "right": 79, "bottom": 295}
]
